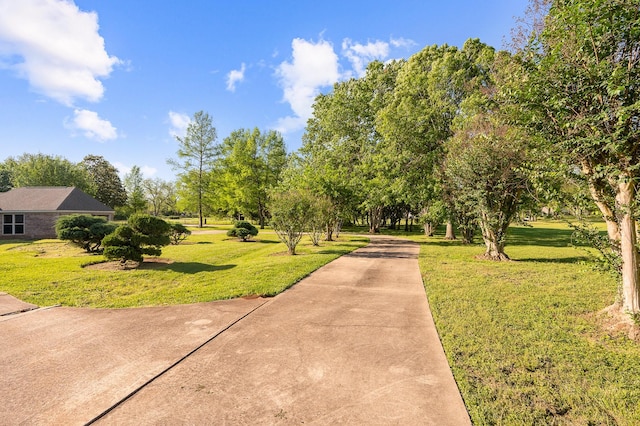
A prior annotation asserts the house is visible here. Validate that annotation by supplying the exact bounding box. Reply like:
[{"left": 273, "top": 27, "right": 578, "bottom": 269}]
[{"left": 0, "top": 187, "right": 115, "bottom": 239}]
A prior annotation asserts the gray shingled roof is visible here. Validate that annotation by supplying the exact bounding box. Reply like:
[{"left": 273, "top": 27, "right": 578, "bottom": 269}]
[{"left": 0, "top": 187, "right": 114, "bottom": 212}]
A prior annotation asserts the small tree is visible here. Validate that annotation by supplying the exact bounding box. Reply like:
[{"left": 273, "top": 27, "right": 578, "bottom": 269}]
[
  {"left": 102, "top": 214, "right": 171, "bottom": 264},
  {"left": 227, "top": 220, "right": 258, "bottom": 241},
  {"left": 55, "top": 215, "right": 116, "bottom": 253},
  {"left": 444, "top": 114, "right": 529, "bottom": 260},
  {"left": 169, "top": 222, "right": 191, "bottom": 245},
  {"left": 269, "top": 190, "right": 313, "bottom": 255},
  {"left": 307, "top": 194, "right": 333, "bottom": 246}
]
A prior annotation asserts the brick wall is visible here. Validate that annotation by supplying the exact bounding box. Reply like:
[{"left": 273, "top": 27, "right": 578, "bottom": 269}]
[{"left": 0, "top": 213, "right": 59, "bottom": 240}]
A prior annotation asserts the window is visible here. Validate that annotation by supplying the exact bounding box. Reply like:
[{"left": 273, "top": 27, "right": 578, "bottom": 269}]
[{"left": 3, "top": 214, "right": 24, "bottom": 235}]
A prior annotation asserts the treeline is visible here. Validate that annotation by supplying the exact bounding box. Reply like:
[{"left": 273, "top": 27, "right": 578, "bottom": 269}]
[
  {"left": 2, "top": 0, "right": 638, "bottom": 315},
  {"left": 0, "top": 153, "right": 178, "bottom": 219},
  {"left": 284, "top": 0, "right": 640, "bottom": 316}
]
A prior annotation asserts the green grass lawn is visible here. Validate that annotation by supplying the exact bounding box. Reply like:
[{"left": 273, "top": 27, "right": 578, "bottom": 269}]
[
  {"left": 414, "top": 221, "right": 640, "bottom": 425},
  {"left": 0, "top": 231, "right": 367, "bottom": 308}
]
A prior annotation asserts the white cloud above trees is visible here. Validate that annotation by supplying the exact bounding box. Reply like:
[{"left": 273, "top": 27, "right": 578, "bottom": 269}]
[
  {"left": 168, "top": 111, "right": 191, "bottom": 138},
  {"left": 342, "top": 39, "right": 390, "bottom": 77},
  {"left": 275, "top": 38, "right": 341, "bottom": 134},
  {"left": 0, "top": 0, "right": 121, "bottom": 106},
  {"left": 273, "top": 36, "right": 415, "bottom": 135},
  {"left": 68, "top": 109, "right": 117, "bottom": 141},
  {"left": 226, "top": 63, "right": 246, "bottom": 92}
]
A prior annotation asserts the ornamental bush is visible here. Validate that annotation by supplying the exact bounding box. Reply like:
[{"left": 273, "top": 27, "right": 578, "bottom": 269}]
[
  {"left": 169, "top": 222, "right": 191, "bottom": 245},
  {"left": 55, "top": 214, "right": 117, "bottom": 253},
  {"left": 102, "top": 214, "right": 171, "bottom": 264},
  {"left": 226, "top": 220, "right": 258, "bottom": 241}
]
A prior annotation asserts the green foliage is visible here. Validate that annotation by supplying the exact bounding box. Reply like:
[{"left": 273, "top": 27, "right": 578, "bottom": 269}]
[
  {"left": 167, "top": 111, "right": 219, "bottom": 228},
  {"left": 1, "top": 153, "right": 91, "bottom": 190},
  {"left": 419, "top": 200, "right": 448, "bottom": 236},
  {"left": 306, "top": 194, "right": 333, "bottom": 246},
  {"left": 123, "top": 165, "right": 147, "bottom": 215},
  {"left": 218, "top": 128, "right": 287, "bottom": 228},
  {"left": 80, "top": 155, "right": 127, "bottom": 208},
  {"left": 55, "top": 215, "right": 117, "bottom": 253},
  {"left": 168, "top": 222, "right": 191, "bottom": 245},
  {"left": 444, "top": 114, "right": 530, "bottom": 260},
  {"left": 143, "top": 178, "right": 176, "bottom": 216},
  {"left": 513, "top": 0, "right": 640, "bottom": 312},
  {"left": 226, "top": 220, "right": 258, "bottom": 241},
  {"left": 0, "top": 169, "right": 12, "bottom": 192},
  {"left": 302, "top": 60, "right": 403, "bottom": 234},
  {"left": 569, "top": 221, "right": 622, "bottom": 278},
  {"left": 102, "top": 214, "right": 171, "bottom": 263},
  {"left": 269, "top": 190, "right": 314, "bottom": 255}
]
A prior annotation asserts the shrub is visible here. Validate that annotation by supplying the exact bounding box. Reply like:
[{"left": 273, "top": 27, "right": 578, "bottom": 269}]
[
  {"left": 227, "top": 220, "right": 258, "bottom": 241},
  {"left": 102, "top": 214, "right": 171, "bottom": 264},
  {"left": 169, "top": 222, "right": 191, "bottom": 245},
  {"left": 55, "top": 214, "right": 116, "bottom": 253},
  {"left": 269, "top": 190, "right": 313, "bottom": 255}
]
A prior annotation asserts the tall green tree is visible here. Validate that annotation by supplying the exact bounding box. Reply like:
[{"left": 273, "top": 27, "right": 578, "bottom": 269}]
[
  {"left": 218, "top": 128, "right": 287, "bottom": 228},
  {"left": 303, "top": 60, "right": 402, "bottom": 234},
  {"left": 378, "top": 39, "right": 496, "bottom": 237},
  {"left": 0, "top": 169, "right": 11, "bottom": 192},
  {"left": 168, "top": 111, "right": 219, "bottom": 228},
  {"left": 123, "top": 166, "right": 147, "bottom": 214},
  {"left": 516, "top": 0, "right": 640, "bottom": 314},
  {"left": 80, "top": 155, "right": 127, "bottom": 208},
  {"left": 1, "top": 153, "right": 91, "bottom": 190}
]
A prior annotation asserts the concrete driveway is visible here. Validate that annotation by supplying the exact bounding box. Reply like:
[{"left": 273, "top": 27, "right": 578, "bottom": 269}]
[{"left": 0, "top": 237, "right": 470, "bottom": 425}]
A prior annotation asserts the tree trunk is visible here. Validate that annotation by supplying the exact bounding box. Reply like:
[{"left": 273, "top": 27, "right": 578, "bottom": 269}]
[
  {"left": 325, "top": 222, "right": 334, "bottom": 241},
  {"left": 369, "top": 207, "right": 382, "bottom": 234},
  {"left": 481, "top": 230, "right": 510, "bottom": 260},
  {"left": 445, "top": 221, "right": 456, "bottom": 240},
  {"left": 583, "top": 160, "right": 620, "bottom": 241},
  {"left": 423, "top": 222, "right": 433, "bottom": 237},
  {"left": 616, "top": 180, "right": 640, "bottom": 314}
]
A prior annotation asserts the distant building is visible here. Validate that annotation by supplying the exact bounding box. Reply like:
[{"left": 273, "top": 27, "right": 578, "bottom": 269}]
[{"left": 0, "top": 187, "right": 115, "bottom": 239}]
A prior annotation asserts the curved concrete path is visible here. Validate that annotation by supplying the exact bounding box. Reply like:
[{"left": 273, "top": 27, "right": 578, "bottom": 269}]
[{"left": 0, "top": 237, "right": 469, "bottom": 425}]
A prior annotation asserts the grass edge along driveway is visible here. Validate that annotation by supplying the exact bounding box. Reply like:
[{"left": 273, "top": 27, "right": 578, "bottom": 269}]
[
  {"left": 0, "top": 231, "right": 368, "bottom": 308},
  {"left": 415, "top": 221, "right": 640, "bottom": 425}
]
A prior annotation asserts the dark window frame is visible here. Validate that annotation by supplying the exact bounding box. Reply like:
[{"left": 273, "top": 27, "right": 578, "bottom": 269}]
[{"left": 2, "top": 214, "right": 25, "bottom": 235}]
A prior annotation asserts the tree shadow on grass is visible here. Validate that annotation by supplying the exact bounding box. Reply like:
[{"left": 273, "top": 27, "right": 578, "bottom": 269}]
[
  {"left": 515, "top": 256, "right": 591, "bottom": 264},
  {"left": 164, "top": 263, "right": 235, "bottom": 274},
  {"left": 507, "top": 226, "right": 576, "bottom": 248}
]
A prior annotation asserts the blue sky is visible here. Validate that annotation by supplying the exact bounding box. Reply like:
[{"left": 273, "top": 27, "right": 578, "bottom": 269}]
[{"left": 0, "top": 0, "right": 529, "bottom": 180}]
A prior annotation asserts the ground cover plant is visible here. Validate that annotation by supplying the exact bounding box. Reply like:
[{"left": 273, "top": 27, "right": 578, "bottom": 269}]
[
  {"left": 0, "top": 231, "right": 367, "bottom": 308},
  {"left": 415, "top": 221, "right": 640, "bottom": 424}
]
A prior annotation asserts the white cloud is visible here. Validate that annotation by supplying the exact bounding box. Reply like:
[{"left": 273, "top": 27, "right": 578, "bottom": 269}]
[
  {"left": 140, "top": 165, "right": 157, "bottom": 177},
  {"left": 168, "top": 111, "right": 191, "bottom": 138},
  {"left": 275, "top": 38, "right": 341, "bottom": 134},
  {"left": 226, "top": 63, "right": 246, "bottom": 92},
  {"left": 342, "top": 39, "right": 390, "bottom": 78},
  {"left": 69, "top": 108, "right": 117, "bottom": 141},
  {"left": 113, "top": 162, "right": 157, "bottom": 178},
  {"left": 390, "top": 37, "right": 417, "bottom": 49},
  {"left": 0, "top": 0, "right": 121, "bottom": 106}
]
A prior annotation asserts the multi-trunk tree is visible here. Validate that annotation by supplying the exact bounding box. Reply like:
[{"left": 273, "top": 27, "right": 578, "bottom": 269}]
[{"left": 515, "top": 0, "right": 640, "bottom": 314}]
